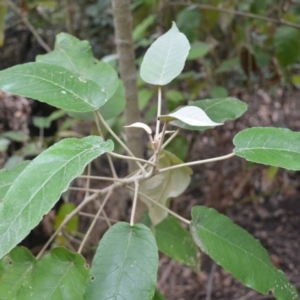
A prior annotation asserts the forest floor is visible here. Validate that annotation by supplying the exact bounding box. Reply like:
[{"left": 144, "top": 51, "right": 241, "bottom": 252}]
[{"left": 1, "top": 87, "right": 300, "bottom": 300}]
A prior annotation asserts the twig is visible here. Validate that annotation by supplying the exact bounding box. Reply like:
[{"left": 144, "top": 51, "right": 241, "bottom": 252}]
[
  {"left": 167, "top": 1, "right": 300, "bottom": 30},
  {"left": 155, "top": 86, "right": 162, "bottom": 139},
  {"left": 129, "top": 181, "right": 139, "bottom": 226},
  {"left": 79, "top": 211, "right": 119, "bottom": 224},
  {"left": 94, "top": 111, "right": 118, "bottom": 179},
  {"left": 77, "top": 191, "right": 112, "bottom": 254},
  {"left": 126, "top": 186, "right": 191, "bottom": 225},
  {"left": 206, "top": 262, "right": 217, "bottom": 300},
  {"left": 109, "top": 151, "right": 156, "bottom": 167},
  {"left": 78, "top": 175, "right": 123, "bottom": 182},
  {"left": 158, "top": 152, "right": 235, "bottom": 173},
  {"left": 6, "top": 0, "right": 52, "bottom": 52},
  {"left": 95, "top": 111, "right": 145, "bottom": 172}
]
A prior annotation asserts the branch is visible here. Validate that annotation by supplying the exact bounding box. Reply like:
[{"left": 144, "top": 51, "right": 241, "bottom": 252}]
[
  {"left": 6, "top": 0, "right": 52, "bottom": 52},
  {"left": 129, "top": 181, "right": 139, "bottom": 226},
  {"left": 158, "top": 152, "right": 236, "bottom": 173},
  {"left": 168, "top": 1, "right": 300, "bottom": 30}
]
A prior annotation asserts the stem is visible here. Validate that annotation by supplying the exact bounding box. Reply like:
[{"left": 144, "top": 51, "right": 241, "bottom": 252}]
[
  {"left": 161, "top": 128, "right": 179, "bottom": 149},
  {"left": 95, "top": 111, "right": 145, "bottom": 172},
  {"left": 126, "top": 186, "right": 191, "bottom": 225},
  {"left": 158, "top": 152, "right": 236, "bottom": 173},
  {"left": 155, "top": 86, "right": 162, "bottom": 139},
  {"left": 79, "top": 212, "right": 119, "bottom": 224},
  {"left": 94, "top": 111, "right": 118, "bottom": 178},
  {"left": 109, "top": 152, "right": 156, "bottom": 167},
  {"left": 78, "top": 191, "right": 112, "bottom": 254},
  {"left": 78, "top": 175, "right": 123, "bottom": 182},
  {"left": 168, "top": 1, "right": 300, "bottom": 30},
  {"left": 130, "top": 181, "right": 139, "bottom": 226},
  {"left": 6, "top": 0, "right": 52, "bottom": 52}
]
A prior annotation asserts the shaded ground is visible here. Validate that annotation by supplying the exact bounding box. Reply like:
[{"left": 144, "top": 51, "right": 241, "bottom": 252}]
[{"left": 1, "top": 86, "right": 300, "bottom": 299}]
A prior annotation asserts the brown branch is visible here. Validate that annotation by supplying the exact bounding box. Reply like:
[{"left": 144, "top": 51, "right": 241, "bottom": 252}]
[
  {"left": 168, "top": 1, "right": 300, "bottom": 30},
  {"left": 6, "top": 0, "right": 51, "bottom": 52}
]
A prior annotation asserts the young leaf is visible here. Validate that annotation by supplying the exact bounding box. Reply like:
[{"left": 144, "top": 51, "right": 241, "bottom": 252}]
[
  {"left": 0, "top": 247, "right": 37, "bottom": 298},
  {"left": 124, "top": 122, "right": 152, "bottom": 135},
  {"left": 0, "top": 63, "right": 107, "bottom": 112},
  {"left": 140, "top": 22, "right": 190, "bottom": 85},
  {"left": 233, "top": 127, "right": 300, "bottom": 170},
  {"left": 0, "top": 161, "right": 30, "bottom": 203},
  {"left": 83, "top": 222, "right": 158, "bottom": 300},
  {"left": 0, "top": 136, "right": 113, "bottom": 259},
  {"left": 36, "top": 33, "right": 119, "bottom": 100},
  {"left": 190, "top": 206, "right": 298, "bottom": 300},
  {"left": 159, "top": 106, "right": 222, "bottom": 127},
  {"left": 140, "top": 150, "right": 192, "bottom": 225},
  {"left": 155, "top": 216, "right": 199, "bottom": 268},
  {"left": 19, "top": 248, "right": 88, "bottom": 299},
  {"left": 187, "top": 41, "right": 211, "bottom": 60},
  {"left": 275, "top": 26, "right": 300, "bottom": 68}
]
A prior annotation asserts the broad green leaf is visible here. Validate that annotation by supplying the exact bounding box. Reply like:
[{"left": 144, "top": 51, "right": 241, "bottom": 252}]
[
  {"left": 3, "top": 156, "right": 24, "bottom": 171},
  {"left": 155, "top": 216, "right": 199, "bottom": 268},
  {"left": 0, "top": 136, "right": 113, "bottom": 259},
  {"left": 140, "top": 22, "right": 190, "bottom": 85},
  {"left": 0, "top": 247, "right": 36, "bottom": 299},
  {"left": 233, "top": 127, "right": 300, "bottom": 170},
  {"left": 140, "top": 150, "right": 192, "bottom": 225},
  {"left": 187, "top": 41, "right": 210, "bottom": 60},
  {"left": 16, "top": 247, "right": 88, "bottom": 299},
  {"left": 159, "top": 106, "right": 222, "bottom": 128},
  {"left": 84, "top": 222, "right": 158, "bottom": 300},
  {"left": 171, "top": 98, "right": 247, "bottom": 131},
  {"left": 37, "top": 33, "right": 119, "bottom": 100},
  {"left": 275, "top": 26, "right": 300, "bottom": 67},
  {"left": 1, "top": 131, "right": 28, "bottom": 142},
  {"left": 67, "top": 80, "right": 126, "bottom": 121},
  {"left": 210, "top": 86, "right": 228, "bottom": 98},
  {"left": 190, "top": 206, "right": 298, "bottom": 300},
  {"left": 0, "top": 161, "right": 30, "bottom": 203},
  {"left": 0, "top": 63, "right": 106, "bottom": 112}
]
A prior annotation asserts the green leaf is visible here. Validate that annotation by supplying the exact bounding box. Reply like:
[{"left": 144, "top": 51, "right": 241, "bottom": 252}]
[
  {"left": 140, "top": 150, "right": 192, "bottom": 225},
  {"left": 172, "top": 98, "right": 247, "bottom": 131},
  {"left": 133, "top": 14, "right": 156, "bottom": 42},
  {"left": 210, "top": 86, "right": 228, "bottom": 98},
  {"left": 0, "top": 247, "right": 36, "bottom": 299},
  {"left": 37, "top": 33, "right": 119, "bottom": 100},
  {"left": 33, "top": 116, "right": 52, "bottom": 129},
  {"left": 152, "top": 289, "right": 166, "bottom": 300},
  {"left": 0, "top": 136, "right": 113, "bottom": 259},
  {"left": 0, "top": 138, "right": 10, "bottom": 152},
  {"left": 187, "top": 41, "right": 210, "bottom": 60},
  {"left": 233, "top": 127, "right": 300, "bottom": 170},
  {"left": 159, "top": 106, "right": 222, "bottom": 128},
  {"left": 3, "top": 156, "right": 24, "bottom": 171},
  {"left": 0, "top": 161, "right": 30, "bottom": 203},
  {"left": 19, "top": 248, "right": 88, "bottom": 299},
  {"left": 67, "top": 80, "right": 126, "bottom": 121},
  {"left": 275, "top": 26, "right": 300, "bottom": 67},
  {"left": 1, "top": 131, "right": 28, "bottom": 142},
  {"left": 0, "top": 63, "right": 106, "bottom": 112},
  {"left": 155, "top": 216, "right": 199, "bottom": 268},
  {"left": 83, "top": 222, "right": 158, "bottom": 300},
  {"left": 190, "top": 206, "right": 298, "bottom": 300},
  {"left": 140, "top": 22, "right": 190, "bottom": 85}
]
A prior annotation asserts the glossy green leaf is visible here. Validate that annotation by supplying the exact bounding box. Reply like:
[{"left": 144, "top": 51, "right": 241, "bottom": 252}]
[
  {"left": 0, "top": 63, "right": 106, "bottom": 112},
  {"left": 233, "top": 127, "right": 300, "bottom": 170},
  {"left": 0, "top": 161, "right": 29, "bottom": 203},
  {"left": 84, "top": 222, "right": 158, "bottom": 300},
  {"left": 159, "top": 106, "right": 222, "bottom": 128},
  {"left": 155, "top": 216, "right": 199, "bottom": 267},
  {"left": 190, "top": 206, "right": 298, "bottom": 300},
  {"left": 19, "top": 248, "right": 88, "bottom": 299},
  {"left": 140, "top": 22, "right": 190, "bottom": 85},
  {"left": 0, "top": 247, "right": 36, "bottom": 299},
  {"left": 37, "top": 33, "right": 118, "bottom": 100},
  {"left": 275, "top": 26, "right": 300, "bottom": 67},
  {"left": 0, "top": 136, "right": 113, "bottom": 259},
  {"left": 171, "top": 98, "right": 247, "bottom": 131},
  {"left": 140, "top": 150, "right": 192, "bottom": 225}
]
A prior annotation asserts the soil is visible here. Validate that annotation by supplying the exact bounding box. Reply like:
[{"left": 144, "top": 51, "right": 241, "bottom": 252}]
[{"left": 1, "top": 84, "right": 300, "bottom": 299}]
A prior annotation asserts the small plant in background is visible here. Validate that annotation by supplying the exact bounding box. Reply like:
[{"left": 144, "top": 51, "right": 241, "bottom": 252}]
[{"left": 0, "top": 23, "right": 299, "bottom": 300}]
